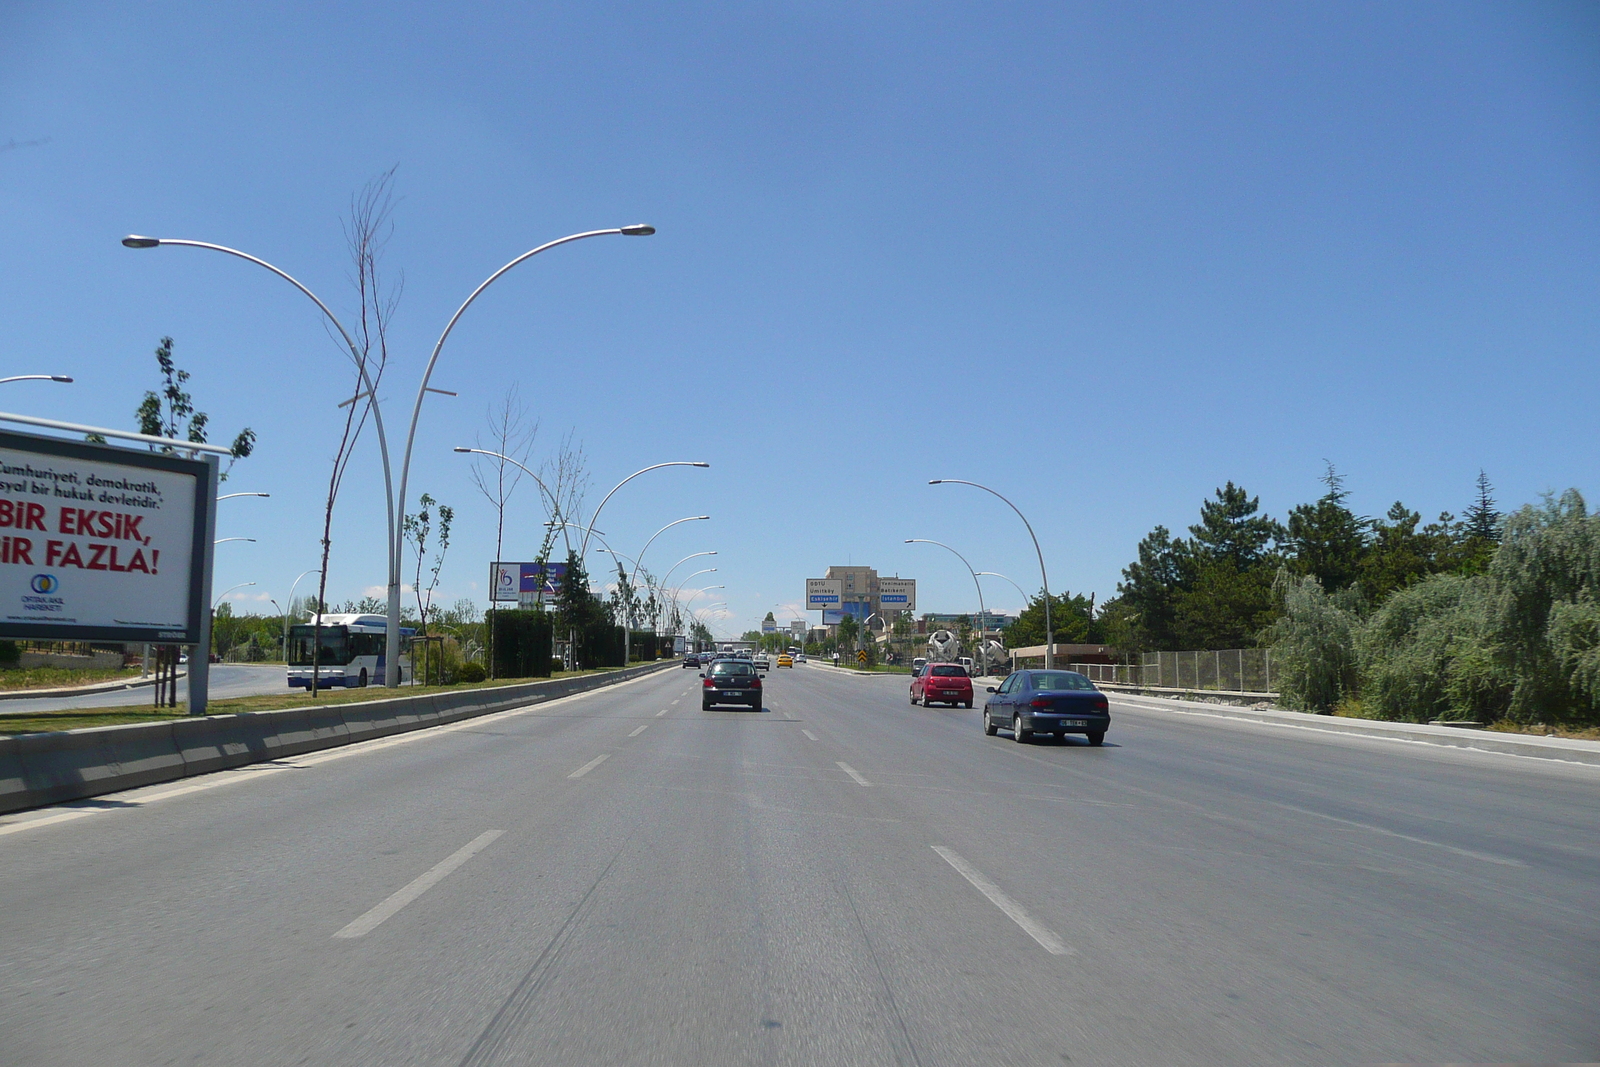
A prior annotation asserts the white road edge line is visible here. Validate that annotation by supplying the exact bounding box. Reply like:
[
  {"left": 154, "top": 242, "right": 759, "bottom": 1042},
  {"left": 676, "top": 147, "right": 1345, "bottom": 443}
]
[
  {"left": 932, "top": 846, "right": 1072, "bottom": 955},
  {"left": 629, "top": 724, "right": 649, "bottom": 737},
  {"left": 0, "top": 669, "right": 685, "bottom": 837},
  {"left": 802, "top": 729, "right": 819, "bottom": 741},
  {"left": 1269, "top": 801, "right": 1528, "bottom": 867},
  {"left": 836, "top": 761, "right": 871, "bottom": 786},
  {"left": 568, "top": 753, "right": 610, "bottom": 779},
  {"left": 334, "top": 829, "right": 503, "bottom": 940}
]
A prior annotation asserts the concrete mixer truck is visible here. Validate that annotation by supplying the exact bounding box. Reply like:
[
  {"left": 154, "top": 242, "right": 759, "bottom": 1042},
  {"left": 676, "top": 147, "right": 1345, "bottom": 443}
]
[{"left": 927, "top": 629, "right": 960, "bottom": 662}]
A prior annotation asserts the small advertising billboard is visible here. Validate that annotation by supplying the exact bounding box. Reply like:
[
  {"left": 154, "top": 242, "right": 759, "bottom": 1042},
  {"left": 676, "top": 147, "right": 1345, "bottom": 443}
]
[
  {"left": 0, "top": 430, "right": 209, "bottom": 643},
  {"left": 805, "top": 578, "right": 843, "bottom": 611},
  {"left": 821, "top": 609, "right": 847, "bottom": 625},
  {"left": 491, "top": 561, "right": 567, "bottom": 602},
  {"left": 878, "top": 578, "right": 917, "bottom": 612}
]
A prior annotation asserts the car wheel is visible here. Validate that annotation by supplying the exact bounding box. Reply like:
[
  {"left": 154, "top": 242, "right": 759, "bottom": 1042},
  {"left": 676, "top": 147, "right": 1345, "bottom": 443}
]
[
  {"left": 983, "top": 712, "right": 998, "bottom": 736},
  {"left": 1014, "top": 714, "right": 1033, "bottom": 743},
  {"left": 1087, "top": 730, "right": 1105, "bottom": 747},
  {"left": 963, "top": 701, "right": 972, "bottom": 709},
  {"left": 702, "top": 701, "right": 713, "bottom": 711},
  {"left": 753, "top": 700, "right": 763, "bottom": 712},
  {"left": 358, "top": 669, "right": 368, "bottom": 688},
  {"left": 909, "top": 690, "right": 918, "bottom": 705}
]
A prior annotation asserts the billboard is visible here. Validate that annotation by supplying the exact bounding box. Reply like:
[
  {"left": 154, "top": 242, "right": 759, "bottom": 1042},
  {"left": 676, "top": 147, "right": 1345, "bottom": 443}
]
[
  {"left": 821, "top": 609, "right": 846, "bottom": 625},
  {"left": 878, "top": 578, "right": 917, "bottom": 612},
  {"left": 805, "top": 578, "right": 843, "bottom": 611},
  {"left": 490, "top": 561, "right": 568, "bottom": 602},
  {"left": 0, "top": 430, "right": 209, "bottom": 643}
]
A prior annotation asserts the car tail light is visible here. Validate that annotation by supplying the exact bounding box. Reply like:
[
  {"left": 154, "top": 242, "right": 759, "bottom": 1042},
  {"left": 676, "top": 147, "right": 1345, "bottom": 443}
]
[
  {"left": 1093, "top": 695, "right": 1108, "bottom": 711},
  {"left": 703, "top": 677, "right": 713, "bottom": 688},
  {"left": 750, "top": 677, "right": 762, "bottom": 689},
  {"left": 1030, "top": 697, "right": 1053, "bottom": 708}
]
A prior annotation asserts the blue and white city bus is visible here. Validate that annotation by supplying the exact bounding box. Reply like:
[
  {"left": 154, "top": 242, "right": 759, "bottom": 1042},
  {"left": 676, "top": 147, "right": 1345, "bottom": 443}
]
[{"left": 287, "top": 613, "right": 412, "bottom": 689}]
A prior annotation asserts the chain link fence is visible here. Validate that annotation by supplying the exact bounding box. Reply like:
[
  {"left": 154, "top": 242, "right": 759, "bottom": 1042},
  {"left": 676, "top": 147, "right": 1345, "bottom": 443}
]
[{"left": 1069, "top": 648, "right": 1276, "bottom": 695}]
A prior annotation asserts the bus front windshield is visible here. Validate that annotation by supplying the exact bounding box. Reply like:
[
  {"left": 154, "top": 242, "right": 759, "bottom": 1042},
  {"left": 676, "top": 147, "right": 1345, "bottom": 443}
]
[{"left": 288, "top": 625, "right": 349, "bottom": 666}]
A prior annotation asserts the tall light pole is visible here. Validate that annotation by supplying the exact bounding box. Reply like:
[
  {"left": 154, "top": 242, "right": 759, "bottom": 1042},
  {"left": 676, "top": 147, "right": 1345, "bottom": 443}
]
[
  {"left": 218, "top": 491, "right": 270, "bottom": 501},
  {"left": 213, "top": 581, "right": 255, "bottom": 611},
  {"left": 287, "top": 569, "right": 321, "bottom": 621},
  {"left": 660, "top": 551, "right": 717, "bottom": 591},
  {"left": 976, "top": 571, "right": 1029, "bottom": 606},
  {"left": 452, "top": 447, "right": 564, "bottom": 528},
  {"left": 125, "top": 224, "right": 657, "bottom": 687},
  {"left": 579, "top": 462, "right": 710, "bottom": 562},
  {"left": 905, "top": 538, "right": 989, "bottom": 670},
  {"left": 929, "top": 480, "right": 1053, "bottom": 668},
  {"left": 0, "top": 375, "right": 73, "bottom": 385}
]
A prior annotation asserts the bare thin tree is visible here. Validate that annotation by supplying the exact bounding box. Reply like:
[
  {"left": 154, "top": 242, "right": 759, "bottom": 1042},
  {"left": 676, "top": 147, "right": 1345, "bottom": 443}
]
[
  {"left": 310, "top": 168, "right": 402, "bottom": 695},
  {"left": 469, "top": 387, "right": 539, "bottom": 564}
]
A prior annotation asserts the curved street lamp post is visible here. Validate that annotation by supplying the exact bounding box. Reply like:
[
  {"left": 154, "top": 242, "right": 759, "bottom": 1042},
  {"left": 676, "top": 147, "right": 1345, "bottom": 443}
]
[
  {"left": 929, "top": 480, "right": 1053, "bottom": 668},
  {"left": 905, "top": 538, "right": 991, "bottom": 672},
  {"left": 125, "top": 224, "right": 656, "bottom": 686}
]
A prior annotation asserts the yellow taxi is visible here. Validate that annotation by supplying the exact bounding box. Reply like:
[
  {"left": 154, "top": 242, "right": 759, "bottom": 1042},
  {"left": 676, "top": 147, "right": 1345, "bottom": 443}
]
[{"left": 776, "top": 653, "right": 794, "bottom": 668}]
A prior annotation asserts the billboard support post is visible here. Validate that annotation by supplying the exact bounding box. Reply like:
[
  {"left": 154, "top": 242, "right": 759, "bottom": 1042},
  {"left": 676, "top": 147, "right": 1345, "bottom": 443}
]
[{"left": 188, "top": 454, "right": 220, "bottom": 716}]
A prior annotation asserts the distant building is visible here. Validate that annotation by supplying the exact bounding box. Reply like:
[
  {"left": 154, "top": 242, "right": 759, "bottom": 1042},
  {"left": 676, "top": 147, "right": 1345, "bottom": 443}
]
[{"left": 919, "top": 611, "right": 1012, "bottom": 633}]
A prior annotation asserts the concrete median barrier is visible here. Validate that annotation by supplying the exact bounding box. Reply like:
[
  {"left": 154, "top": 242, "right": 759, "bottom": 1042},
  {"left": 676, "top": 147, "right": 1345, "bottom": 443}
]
[
  {"left": 15, "top": 723, "right": 186, "bottom": 808},
  {"left": 0, "top": 660, "right": 679, "bottom": 815}
]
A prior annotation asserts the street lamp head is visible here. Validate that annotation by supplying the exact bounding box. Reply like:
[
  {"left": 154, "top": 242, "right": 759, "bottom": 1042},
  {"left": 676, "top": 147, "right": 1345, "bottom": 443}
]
[
  {"left": 453, "top": 446, "right": 472, "bottom": 453},
  {"left": 928, "top": 479, "right": 943, "bottom": 485},
  {"left": 619, "top": 224, "right": 656, "bottom": 236},
  {"left": 121, "top": 235, "right": 161, "bottom": 249},
  {"left": 50, "top": 376, "right": 73, "bottom": 383},
  {"left": 692, "top": 462, "right": 710, "bottom": 468}
]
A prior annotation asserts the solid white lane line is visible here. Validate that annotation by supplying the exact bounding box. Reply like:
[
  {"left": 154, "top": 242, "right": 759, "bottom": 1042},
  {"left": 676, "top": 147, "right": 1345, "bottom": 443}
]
[
  {"left": 629, "top": 724, "right": 649, "bottom": 737},
  {"left": 836, "top": 761, "right": 871, "bottom": 786},
  {"left": 0, "top": 670, "right": 685, "bottom": 839},
  {"left": 568, "top": 754, "right": 610, "bottom": 779},
  {"left": 334, "top": 829, "right": 503, "bottom": 940},
  {"left": 656, "top": 708, "right": 670, "bottom": 717},
  {"left": 802, "top": 730, "right": 819, "bottom": 741},
  {"left": 1268, "top": 801, "right": 1527, "bottom": 867},
  {"left": 0, "top": 809, "right": 98, "bottom": 837},
  {"left": 932, "top": 846, "right": 1072, "bottom": 955}
]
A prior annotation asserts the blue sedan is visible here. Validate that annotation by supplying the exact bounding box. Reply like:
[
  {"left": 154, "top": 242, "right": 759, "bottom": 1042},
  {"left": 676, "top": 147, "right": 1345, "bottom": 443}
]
[{"left": 982, "top": 669, "right": 1110, "bottom": 745}]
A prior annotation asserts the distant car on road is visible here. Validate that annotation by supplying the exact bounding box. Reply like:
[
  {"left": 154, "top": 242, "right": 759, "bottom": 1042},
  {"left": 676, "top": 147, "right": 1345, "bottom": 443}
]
[
  {"left": 911, "top": 663, "right": 973, "bottom": 708},
  {"left": 682, "top": 654, "right": 700, "bottom": 668},
  {"left": 776, "top": 654, "right": 793, "bottom": 668},
  {"left": 702, "top": 659, "right": 763, "bottom": 711},
  {"left": 982, "top": 670, "right": 1110, "bottom": 745},
  {"left": 755, "top": 654, "right": 769, "bottom": 672}
]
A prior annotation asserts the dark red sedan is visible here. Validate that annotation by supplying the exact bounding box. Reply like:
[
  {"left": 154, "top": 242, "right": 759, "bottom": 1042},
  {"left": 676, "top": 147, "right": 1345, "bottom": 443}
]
[{"left": 910, "top": 663, "right": 973, "bottom": 708}]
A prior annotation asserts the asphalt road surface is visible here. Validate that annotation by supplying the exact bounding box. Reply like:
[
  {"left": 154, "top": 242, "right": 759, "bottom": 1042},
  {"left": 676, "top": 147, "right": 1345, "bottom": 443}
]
[
  {"left": 0, "top": 663, "right": 308, "bottom": 715},
  {"left": 1, "top": 662, "right": 1597, "bottom": 1065}
]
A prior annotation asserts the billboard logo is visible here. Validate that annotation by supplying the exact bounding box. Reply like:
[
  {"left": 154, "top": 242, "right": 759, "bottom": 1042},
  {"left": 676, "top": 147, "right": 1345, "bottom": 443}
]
[{"left": 30, "top": 574, "right": 59, "bottom": 594}]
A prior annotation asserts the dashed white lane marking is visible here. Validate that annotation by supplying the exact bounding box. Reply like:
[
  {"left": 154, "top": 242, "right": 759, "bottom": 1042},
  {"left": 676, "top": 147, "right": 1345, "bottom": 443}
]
[
  {"left": 932, "top": 846, "right": 1072, "bottom": 955},
  {"left": 1, "top": 668, "right": 684, "bottom": 839},
  {"left": 334, "top": 829, "right": 503, "bottom": 940},
  {"left": 656, "top": 708, "right": 670, "bottom": 717},
  {"left": 629, "top": 724, "right": 649, "bottom": 737},
  {"left": 671, "top": 699, "right": 681, "bottom": 705},
  {"left": 836, "top": 761, "right": 871, "bottom": 787},
  {"left": 802, "top": 730, "right": 819, "bottom": 741},
  {"left": 568, "top": 754, "right": 610, "bottom": 779}
]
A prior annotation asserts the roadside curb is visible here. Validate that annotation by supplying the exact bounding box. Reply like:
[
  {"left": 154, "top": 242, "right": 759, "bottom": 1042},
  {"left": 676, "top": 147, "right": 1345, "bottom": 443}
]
[
  {"left": 0, "top": 660, "right": 680, "bottom": 814},
  {"left": 1109, "top": 692, "right": 1600, "bottom": 767},
  {"left": 0, "top": 671, "right": 189, "bottom": 704}
]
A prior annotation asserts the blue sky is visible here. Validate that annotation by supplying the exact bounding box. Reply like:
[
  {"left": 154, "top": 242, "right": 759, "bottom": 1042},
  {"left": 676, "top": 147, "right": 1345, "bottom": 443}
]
[{"left": 2, "top": 1, "right": 1596, "bottom": 637}]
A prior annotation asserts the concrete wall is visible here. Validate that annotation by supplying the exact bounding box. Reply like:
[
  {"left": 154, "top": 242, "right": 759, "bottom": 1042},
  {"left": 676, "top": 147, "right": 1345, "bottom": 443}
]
[{"left": 0, "top": 661, "right": 677, "bottom": 815}]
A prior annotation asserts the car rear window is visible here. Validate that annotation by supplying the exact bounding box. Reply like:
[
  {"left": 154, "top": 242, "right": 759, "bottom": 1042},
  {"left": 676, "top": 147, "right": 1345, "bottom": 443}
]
[
  {"left": 1031, "top": 671, "right": 1094, "bottom": 691},
  {"left": 713, "top": 663, "right": 756, "bottom": 676},
  {"left": 930, "top": 665, "right": 968, "bottom": 677}
]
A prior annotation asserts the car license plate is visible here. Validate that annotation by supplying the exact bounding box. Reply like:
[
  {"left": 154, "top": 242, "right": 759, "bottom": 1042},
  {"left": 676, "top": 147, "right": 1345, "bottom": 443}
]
[{"left": 1064, "top": 719, "right": 1086, "bottom": 728}]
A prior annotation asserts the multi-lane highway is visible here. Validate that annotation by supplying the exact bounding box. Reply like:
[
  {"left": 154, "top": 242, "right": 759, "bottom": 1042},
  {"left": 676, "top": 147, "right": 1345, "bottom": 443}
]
[
  {"left": 0, "top": 663, "right": 287, "bottom": 715},
  {"left": 1, "top": 662, "right": 1597, "bottom": 1065}
]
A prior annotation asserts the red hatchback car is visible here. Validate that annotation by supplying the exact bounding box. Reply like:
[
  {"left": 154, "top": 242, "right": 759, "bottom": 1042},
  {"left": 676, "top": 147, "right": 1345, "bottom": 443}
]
[{"left": 911, "top": 663, "right": 973, "bottom": 708}]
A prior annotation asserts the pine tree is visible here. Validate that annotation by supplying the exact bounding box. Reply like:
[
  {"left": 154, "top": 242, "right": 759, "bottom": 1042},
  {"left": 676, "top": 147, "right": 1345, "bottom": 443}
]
[{"left": 1286, "top": 463, "right": 1370, "bottom": 592}]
